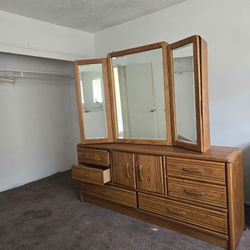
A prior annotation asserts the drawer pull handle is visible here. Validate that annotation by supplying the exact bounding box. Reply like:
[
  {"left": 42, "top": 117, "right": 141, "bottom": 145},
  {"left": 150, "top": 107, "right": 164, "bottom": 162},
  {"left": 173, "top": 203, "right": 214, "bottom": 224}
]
[
  {"left": 184, "top": 188, "right": 206, "bottom": 196},
  {"left": 182, "top": 167, "right": 204, "bottom": 174},
  {"left": 139, "top": 164, "right": 143, "bottom": 181},
  {"left": 126, "top": 163, "right": 130, "bottom": 179},
  {"left": 102, "top": 190, "right": 110, "bottom": 195},
  {"left": 167, "top": 208, "right": 186, "bottom": 216}
]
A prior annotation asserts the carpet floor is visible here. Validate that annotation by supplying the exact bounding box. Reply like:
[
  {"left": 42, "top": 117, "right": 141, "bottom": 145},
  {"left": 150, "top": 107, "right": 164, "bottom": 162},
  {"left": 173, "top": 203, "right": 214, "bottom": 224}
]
[{"left": 0, "top": 171, "right": 249, "bottom": 250}]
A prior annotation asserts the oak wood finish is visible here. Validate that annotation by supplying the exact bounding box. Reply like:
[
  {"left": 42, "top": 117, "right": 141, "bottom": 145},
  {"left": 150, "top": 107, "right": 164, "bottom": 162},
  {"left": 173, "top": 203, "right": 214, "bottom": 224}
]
[
  {"left": 107, "top": 42, "right": 172, "bottom": 146},
  {"left": 78, "top": 143, "right": 240, "bottom": 163},
  {"left": 112, "top": 151, "right": 136, "bottom": 188},
  {"left": 168, "top": 177, "right": 227, "bottom": 208},
  {"left": 136, "top": 154, "right": 165, "bottom": 194},
  {"left": 227, "top": 152, "right": 244, "bottom": 250},
  {"left": 168, "top": 36, "right": 210, "bottom": 152},
  {"left": 74, "top": 58, "right": 113, "bottom": 144},
  {"left": 138, "top": 193, "right": 228, "bottom": 234},
  {"left": 83, "top": 194, "right": 229, "bottom": 249},
  {"left": 81, "top": 182, "right": 137, "bottom": 208},
  {"left": 167, "top": 157, "right": 226, "bottom": 185},
  {"left": 78, "top": 148, "right": 110, "bottom": 166},
  {"left": 74, "top": 143, "right": 244, "bottom": 249},
  {"left": 72, "top": 164, "right": 111, "bottom": 185}
]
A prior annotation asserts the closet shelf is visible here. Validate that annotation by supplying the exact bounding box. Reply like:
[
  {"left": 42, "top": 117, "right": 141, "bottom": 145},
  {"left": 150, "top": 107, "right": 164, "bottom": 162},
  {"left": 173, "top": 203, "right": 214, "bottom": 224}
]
[{"left": 0, "top": 69, "right": 74, "bottom": 82}]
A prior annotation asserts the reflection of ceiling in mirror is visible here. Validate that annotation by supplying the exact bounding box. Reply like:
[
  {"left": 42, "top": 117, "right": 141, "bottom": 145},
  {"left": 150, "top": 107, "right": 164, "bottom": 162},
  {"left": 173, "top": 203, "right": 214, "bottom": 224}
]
[
  {"left": 112, "top": 49, "right": 162, "bottom": 67},
  {"left": 173, "top": 44, "right": 193, "bottom": 58},
  {"left": 79, "top": 64, "right": 102, "bottom": 72},
  {"left": 174, "top": 56, "right": 193, "bottom": 71}
]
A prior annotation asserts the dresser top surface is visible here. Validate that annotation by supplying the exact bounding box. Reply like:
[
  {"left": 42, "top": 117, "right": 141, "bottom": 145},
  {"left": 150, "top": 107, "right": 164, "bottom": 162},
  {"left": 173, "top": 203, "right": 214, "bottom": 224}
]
[{"left": 77, "top": 143, "right": 241, "bottom": 163}]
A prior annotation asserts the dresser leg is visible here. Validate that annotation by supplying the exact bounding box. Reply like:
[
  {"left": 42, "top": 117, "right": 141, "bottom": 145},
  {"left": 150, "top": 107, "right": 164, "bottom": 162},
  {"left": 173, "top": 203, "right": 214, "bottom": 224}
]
[{"left": 80, "top": 192, "right": 85, "bottom": 202}]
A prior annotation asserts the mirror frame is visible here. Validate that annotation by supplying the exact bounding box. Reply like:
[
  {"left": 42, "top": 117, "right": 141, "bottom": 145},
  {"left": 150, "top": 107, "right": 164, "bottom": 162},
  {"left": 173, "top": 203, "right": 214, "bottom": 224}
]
[
  {"left": 168, "top": 35, "right": 210, "bottom": 152},
  {"left": 107, "top": 42, "right": 172, "bottom": 145},
  {"left": 74, "top": 58, "right": 113, "bottom": 144}
]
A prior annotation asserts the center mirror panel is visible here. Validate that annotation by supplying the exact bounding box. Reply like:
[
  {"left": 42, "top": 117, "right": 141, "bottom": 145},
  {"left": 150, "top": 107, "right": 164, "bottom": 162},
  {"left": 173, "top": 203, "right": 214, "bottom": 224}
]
[{"left": 109, "top": 42, "right": 172, "bottom": 145}]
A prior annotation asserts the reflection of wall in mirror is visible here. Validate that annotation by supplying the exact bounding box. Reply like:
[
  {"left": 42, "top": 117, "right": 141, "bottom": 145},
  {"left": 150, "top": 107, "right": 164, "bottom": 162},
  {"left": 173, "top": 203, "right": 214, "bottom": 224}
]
[
  {"left": 80, "top": 71, "right": 105, "bottom": 112},
  {"left": 84, "top": 111, "right": 107, "bottom": 139},
  {"left": 174, "top": 56, "right": 197, "bottom": 143},
  {"left": 113, "top": 49, "right": 167, "bottom": 140}
]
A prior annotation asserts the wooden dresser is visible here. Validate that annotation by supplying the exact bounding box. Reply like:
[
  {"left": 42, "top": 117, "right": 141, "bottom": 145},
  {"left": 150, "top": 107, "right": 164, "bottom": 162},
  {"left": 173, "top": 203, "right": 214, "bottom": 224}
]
[
  {"left": 72, "top": 36, "right": 244, "bottom": 249},
  {"left": 73, "top": 143, "right": 244, "bottom": 250}
]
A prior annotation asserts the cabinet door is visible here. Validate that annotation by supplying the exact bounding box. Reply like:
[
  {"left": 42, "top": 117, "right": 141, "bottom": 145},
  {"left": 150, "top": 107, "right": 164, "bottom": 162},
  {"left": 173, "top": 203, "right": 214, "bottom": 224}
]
[
  {"left": 136, "top": 154, "right": 165, "bottom": 194},
  {"left": 112, "top": 151, "right": 135, "bottom": 188}
]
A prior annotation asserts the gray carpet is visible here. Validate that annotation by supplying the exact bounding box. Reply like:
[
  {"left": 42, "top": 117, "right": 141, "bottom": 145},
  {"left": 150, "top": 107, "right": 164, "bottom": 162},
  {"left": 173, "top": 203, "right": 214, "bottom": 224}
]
[{"left": 0, "top": 171, "right": 249, "bottom": 250}]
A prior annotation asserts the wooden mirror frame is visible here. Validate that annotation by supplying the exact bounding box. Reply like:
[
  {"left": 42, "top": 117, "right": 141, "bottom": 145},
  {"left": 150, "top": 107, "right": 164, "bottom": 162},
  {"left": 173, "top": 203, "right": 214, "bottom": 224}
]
[
  {"left": 74, "top": 58, "right": 113, "bottom": 144},
  {"left": 107, "top": 42, "right": 172, "bottom": 145},
  {"left": 168, "top": 35, "right": 210, "bottom": 152}
]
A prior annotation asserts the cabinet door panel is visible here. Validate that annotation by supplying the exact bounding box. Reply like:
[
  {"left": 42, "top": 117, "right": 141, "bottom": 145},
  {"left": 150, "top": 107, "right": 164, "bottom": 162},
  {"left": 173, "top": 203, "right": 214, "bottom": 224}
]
[
  {"left": 112, "top": 151, "right": 135, "bottom": 188},
  {"left": 136, "top": 154, "right": 165, "bottom": 194}
]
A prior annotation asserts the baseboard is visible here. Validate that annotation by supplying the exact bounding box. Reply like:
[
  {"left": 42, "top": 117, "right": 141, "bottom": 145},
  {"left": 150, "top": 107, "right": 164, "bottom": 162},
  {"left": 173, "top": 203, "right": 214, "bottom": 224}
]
[{"left": 0, "top": 169, "right": 71, "bottom": 192}]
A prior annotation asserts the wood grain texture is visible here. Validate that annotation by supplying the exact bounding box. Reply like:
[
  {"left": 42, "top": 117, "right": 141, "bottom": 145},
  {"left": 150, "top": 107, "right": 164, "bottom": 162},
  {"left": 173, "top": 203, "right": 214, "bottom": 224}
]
[
  {"left": 199, "top": 37, "right": 210, "bottom": 151},
  {"left": 83, "top": 194, "right": 229, "bottom": 249},
  {"left": 108, "top": 42, "right": 168, "bottom": 58},
  {"left": 78, "top": 148, "right": 110, "bottom": 166},
  {"left": 75, "top": 143, "right": 243, "bottom": 249},
  {"left": 81, "top": 182, "right": 137, "bottom": 208},
  {"left": 138, "top": 193, "right": 228, "bottom": 234},
  {"left": 136, "top": 154, "right": 165, "bottom": 194},
  {"left": 227, "top": 151, "right": 244, "bottom": 250},
  {"left": 112, "top": 151, "right": 136, "bottom": 188},
  {"left": 166, "top": 157, "right": 226, "bottom": 185},
  {"left": 72, "top": 164, "right": 111, "bottom": 185},
  {"left": 168, "top": 177, "right": 227, "bottom": 208},
  {"left": 77, "top": 143, "right": 241, "bottom": 163},
  {"left": 74, "top": 58, "right": 113, "bottom": 144}
]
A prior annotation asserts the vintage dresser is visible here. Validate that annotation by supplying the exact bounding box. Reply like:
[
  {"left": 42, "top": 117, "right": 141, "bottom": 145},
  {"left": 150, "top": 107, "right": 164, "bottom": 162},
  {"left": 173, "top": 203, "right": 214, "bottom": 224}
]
[{"left": 72, "top": 36, "right": 244, "bottom": 249}]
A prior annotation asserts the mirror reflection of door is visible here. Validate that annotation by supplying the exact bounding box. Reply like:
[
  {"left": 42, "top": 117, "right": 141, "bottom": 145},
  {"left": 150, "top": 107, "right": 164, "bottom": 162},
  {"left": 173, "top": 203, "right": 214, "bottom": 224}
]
[
  {"left": 172, "top": 44, "right": 197, "bottom": 144},
  {"left": 78, "top": 63, "right": 108, "bottom": 139},
  {"left": 112, "top": 48, "right": 167, "bottom": 140}
]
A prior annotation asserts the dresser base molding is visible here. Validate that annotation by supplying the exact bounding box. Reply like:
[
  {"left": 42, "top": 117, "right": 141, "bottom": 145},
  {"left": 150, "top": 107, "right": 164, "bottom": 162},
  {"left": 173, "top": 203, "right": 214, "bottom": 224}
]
[{"left": 81, "top": 192, "right": 229, "bottom": 249}]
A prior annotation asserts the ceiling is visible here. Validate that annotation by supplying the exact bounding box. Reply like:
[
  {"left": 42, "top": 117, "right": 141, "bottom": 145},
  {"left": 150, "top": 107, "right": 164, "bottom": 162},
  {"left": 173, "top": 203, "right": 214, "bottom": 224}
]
[{"left": 0, "top": 0, "right": 187, "bottom": 33}]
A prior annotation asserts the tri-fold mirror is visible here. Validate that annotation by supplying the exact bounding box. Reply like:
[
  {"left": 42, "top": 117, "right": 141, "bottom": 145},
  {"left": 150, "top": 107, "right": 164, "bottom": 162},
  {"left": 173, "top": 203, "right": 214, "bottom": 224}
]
[{"left": 74, "top": 35, "right": 210, "bottom": 152}]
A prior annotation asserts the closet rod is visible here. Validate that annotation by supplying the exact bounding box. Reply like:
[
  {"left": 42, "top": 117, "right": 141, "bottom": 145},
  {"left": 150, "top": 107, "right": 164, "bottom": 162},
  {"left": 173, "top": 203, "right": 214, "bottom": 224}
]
[{"left": 0, "top": 69, "right": 74, "bottom": 79}]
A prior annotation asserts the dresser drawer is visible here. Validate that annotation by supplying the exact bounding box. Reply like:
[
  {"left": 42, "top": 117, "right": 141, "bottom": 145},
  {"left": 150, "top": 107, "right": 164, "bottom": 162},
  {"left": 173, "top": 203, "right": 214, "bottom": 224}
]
[
  {"left": 138, "top": 193, "right": 228, "bottom": 234},
  {"left": 72, "top": 164, "right": 111, "bottom": 185},
  {"left": 166, "top": 157, "right": 226, "bottom": 185},
  {"left": 82, "top": 183, "right": 137, "bottom": 208},
  {"left": 78, "top": 148, "right": 110, "bottom": 166},
  {"left": 168, "top": 177, "right": 227, "bottom": 208}
]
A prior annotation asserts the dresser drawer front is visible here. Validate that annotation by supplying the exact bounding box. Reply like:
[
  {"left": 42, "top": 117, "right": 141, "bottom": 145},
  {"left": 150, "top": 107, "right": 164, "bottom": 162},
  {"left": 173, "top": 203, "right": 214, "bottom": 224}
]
[
  {"left": 138, "top": 193, "right": 228, "bottom": 234},
  {"left": 78, "top": 148, "right": 110, "bottom": 166},
  {"left": 166, "top": 157, "right": 226, "bottom": 185},
  {"left": 82, "top": 183, "right": 137, "bottom": 208},
  {"left": 72, "top": 164, "right": 111, "bottom": 185},
  {"left": 168, "top": 177, "right": 227, "bottom": 208}
]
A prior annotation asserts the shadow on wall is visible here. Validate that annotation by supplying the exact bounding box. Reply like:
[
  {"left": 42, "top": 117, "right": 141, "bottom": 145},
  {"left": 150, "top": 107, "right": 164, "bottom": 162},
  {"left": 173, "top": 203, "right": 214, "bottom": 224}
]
[{"left": 240, "top": 143, "right": 250, "bottom": 205}]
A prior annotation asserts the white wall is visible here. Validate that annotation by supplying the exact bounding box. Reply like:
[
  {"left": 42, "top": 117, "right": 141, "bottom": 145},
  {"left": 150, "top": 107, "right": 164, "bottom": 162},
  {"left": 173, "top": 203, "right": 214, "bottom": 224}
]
[
  {"left": 0, "top": 11, "right": 93, "bottom": 191},
  {"left": 0, "top": 53, "right": 80, "bottom": 191},
  {"left": 94, "top": 0, "right": 250, "bottom": 202},
  {"left": 0, "top": 10, "right": 94, "bottom": 61}
]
